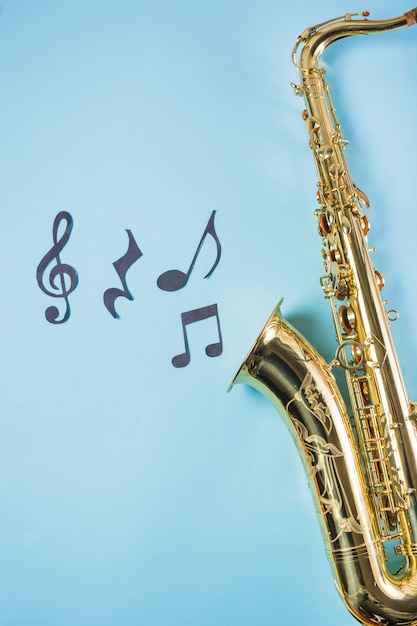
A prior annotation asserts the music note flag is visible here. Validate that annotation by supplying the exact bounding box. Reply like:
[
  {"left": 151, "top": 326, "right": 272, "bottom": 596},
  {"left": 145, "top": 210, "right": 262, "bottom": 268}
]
[
  {"left": 36, "top": 211, "right": 78, "bottom": 324},
  {"left": 172, "top": 303, "right": 223, "bottom": 368},
  {"left": 103, "top": 230, "right": 143, "bottom": 318},
  {"left": 157, "top": 210, "right": 221, "bottom": 292}
]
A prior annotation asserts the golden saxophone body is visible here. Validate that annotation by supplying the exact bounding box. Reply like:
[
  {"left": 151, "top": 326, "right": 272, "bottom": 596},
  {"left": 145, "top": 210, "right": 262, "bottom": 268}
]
[{"left": 229, "top": 8, "right": 417, "bottom": 626}]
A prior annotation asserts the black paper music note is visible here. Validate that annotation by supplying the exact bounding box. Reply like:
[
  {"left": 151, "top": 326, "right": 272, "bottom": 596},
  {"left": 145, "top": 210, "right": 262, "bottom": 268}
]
[
  {"left": 36, "top": 211, "right": 78, "bottom": 324},
  {"left": 157, "top": 210, "right": 221, "bottom": 291},
  {"left": 172, "top": 303, "right": 223, "bottom": 368},
  {"left": 103, "top": 229, "right": 143, "bottom": 318}
]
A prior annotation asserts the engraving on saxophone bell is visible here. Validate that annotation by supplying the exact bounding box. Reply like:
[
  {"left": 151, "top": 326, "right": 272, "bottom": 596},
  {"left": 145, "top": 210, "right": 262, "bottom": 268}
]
[{"left": 229, "top": 8, "right": 417, "bottom": 626}]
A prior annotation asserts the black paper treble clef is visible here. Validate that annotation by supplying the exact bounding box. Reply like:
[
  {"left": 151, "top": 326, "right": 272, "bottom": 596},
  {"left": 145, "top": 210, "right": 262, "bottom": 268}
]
[{"left": 36, "top": 211, "right": 78, "bottom": 324}]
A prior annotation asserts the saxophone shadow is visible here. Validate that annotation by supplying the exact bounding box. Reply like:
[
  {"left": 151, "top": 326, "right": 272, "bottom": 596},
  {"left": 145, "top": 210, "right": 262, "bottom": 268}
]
[{"left": 286, "top": 311, "right": 334, "bottom": 362}]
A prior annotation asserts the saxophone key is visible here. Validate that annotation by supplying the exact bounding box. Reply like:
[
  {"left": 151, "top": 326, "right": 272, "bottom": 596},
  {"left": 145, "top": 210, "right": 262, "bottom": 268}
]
[
  {"left": 375, "top": 269, "right": 385, "bottom": 290},
  {"left": 360, "top": 214, "right": 370, "bottom": 235},
  {"left": 318, "top": 212, "right": 331, "bottom": 235},
  {"left": 290, "top": 82, "right": 303, "bottom": 96},
  {"left": 328, "top": 247, "right": 342, "bottom": 264},
  {"left": 318, "top": 144, "right": 333, "bottom": 160},
  {"left": 339, "top": 304, "right": 356, "bottom": 333},
  {"left": 306, "top": 116, "right": 320, "bottom": 133},
  {"left": 387, "top": 309, "right": 399, "bottom": 322},
  {"left": 354, "top": 184, "right": 370, "bottom": 209}
]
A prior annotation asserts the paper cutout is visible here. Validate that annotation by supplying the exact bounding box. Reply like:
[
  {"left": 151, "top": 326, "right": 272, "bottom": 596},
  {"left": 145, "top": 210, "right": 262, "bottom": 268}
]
[
  {"left": 103, "top": 230, "right": 143, "bottom": 318},
  {"left": 172, "top": 303, "right": 223, "bottom": 368},
  {"left": 36, "top": 211, "right": 78, "bottom": 324},
  {"left": 157, "top": 210, "right": 221, "bottom": 291}
]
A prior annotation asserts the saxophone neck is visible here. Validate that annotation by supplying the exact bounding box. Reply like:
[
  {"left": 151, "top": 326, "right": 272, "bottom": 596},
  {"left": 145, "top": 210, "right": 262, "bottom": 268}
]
[{"left": 293, "top": 8, "right": 417, "bottom": 71}]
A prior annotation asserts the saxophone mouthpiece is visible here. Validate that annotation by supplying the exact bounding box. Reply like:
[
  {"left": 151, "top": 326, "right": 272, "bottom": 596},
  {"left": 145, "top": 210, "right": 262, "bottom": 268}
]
[{"left": 405, "top": 7, "right": 417, "bottom": 25}]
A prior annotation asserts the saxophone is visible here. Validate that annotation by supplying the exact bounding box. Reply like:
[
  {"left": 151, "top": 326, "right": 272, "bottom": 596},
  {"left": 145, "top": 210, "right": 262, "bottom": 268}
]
[{"left": 229, "top": 8, "right": 417, "bottom": 626}]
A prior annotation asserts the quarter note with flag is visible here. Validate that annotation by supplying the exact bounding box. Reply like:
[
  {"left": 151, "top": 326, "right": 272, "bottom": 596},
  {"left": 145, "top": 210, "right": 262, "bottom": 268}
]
[{"left": 157, "top": 210, "right": 221, "bottom": 292}]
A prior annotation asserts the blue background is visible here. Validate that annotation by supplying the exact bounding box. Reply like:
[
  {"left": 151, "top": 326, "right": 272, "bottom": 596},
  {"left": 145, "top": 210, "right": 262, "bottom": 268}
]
[{"left": 1, "top": 1, "right": 416, "bottom": 624}]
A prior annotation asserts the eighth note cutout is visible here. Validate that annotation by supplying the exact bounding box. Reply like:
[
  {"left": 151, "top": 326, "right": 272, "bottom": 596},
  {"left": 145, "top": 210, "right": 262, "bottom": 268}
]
[
  {"left": 157, "top": 210, "right": 221, "bottom": 291},
  {"left": 103, "top": 230, "right": 143, "bottom": 318}
]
